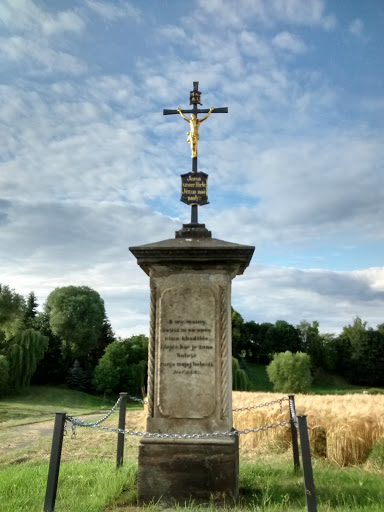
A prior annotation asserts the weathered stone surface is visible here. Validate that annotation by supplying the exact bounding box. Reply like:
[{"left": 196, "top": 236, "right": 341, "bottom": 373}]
[
  {"left": 175, "top": 222, "right": 211, "bottom": 238},
  {"left": 129, "top": 226, "right": 254, "bottom": 504},
  {"left": 147, "top": 267, "right": 232, "bottom": 435},
  {"left": 158, "top": 283, "right": 216, "bottom": 419},
  {"left": 137, "top": 436, "right": 239, "bottom": 505},
  {"left": 130, "top": 234, "right": 254, "bottom": 276}
]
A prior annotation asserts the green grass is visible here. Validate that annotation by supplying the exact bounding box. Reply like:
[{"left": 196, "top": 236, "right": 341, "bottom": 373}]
[
  {"left": 0, "top": 459, "right": 137, "bottom": 512},
  {"left": 239, "top": 457, "right": 384, "bottom": 511},
  {"left": 0, "top": 456, "right": 383, "bottom": 511},
  {"left": 367, "top": 438, "right": 384, "bottom": 470},
  {"left": 246, "top": 363, "right": 273, "bottom": 392},
  {"left": 310, "top": 373, "right": 367, "bottom": 395},
  {"left": 0, "top": 386, "right": 142, "bottom": 429},
  {"left": 0, "top": 386, "right": 383, "bottom": 510}
]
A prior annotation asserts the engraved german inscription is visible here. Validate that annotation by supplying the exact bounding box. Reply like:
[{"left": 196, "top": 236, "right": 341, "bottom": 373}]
[{"left": 180, "top": 172, "right": 208, "bottom": 206}]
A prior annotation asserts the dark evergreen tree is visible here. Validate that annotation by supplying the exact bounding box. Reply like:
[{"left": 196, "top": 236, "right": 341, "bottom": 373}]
[
  {"left": 361, "top": 329, "right": 384, "bottom": 387},
  {"left": 67, "top": 360, "right": 87, "bottom": 391},
  {"left": 83, "top": 318, "right": 115, "bottom": 391},
  {"left": 333, "top": 317, "right": 384, "bottom": 386},
  {"left": 261, "top": 322, "right": 277, "bottom": 363},
  {"left": 22, "top": 291, "right": 38, "bottom": 328},
  {"left": 243, "top": 320, "right": 261, "bottom": 362},
  {"left": 87, "top": 319, "right": 115, "bottom": 369},
  {"left": 273, "top": 320, "right": 301, "bottom": 354},
  {"left": 298, "top": 320, "right": 327, "bottom": 372},
  {"left": 335, "top": 317, "right": 368, "bottom": 381},
  {"left": 231, "top": 308, "right": 247, "bottom": 358}
]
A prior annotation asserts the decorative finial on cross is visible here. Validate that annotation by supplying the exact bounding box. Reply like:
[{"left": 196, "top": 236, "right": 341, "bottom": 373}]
[
  {"left": 190, "top": 82, "right": 202, "bottom": 105},
  {"left": 163, "top": 82, "right": 228, "bottom": 224}
]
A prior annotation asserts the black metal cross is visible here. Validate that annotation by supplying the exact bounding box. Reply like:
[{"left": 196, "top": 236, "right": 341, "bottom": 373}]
[{"left": 163, "top": 82, "right": 228, "bottom": 224}]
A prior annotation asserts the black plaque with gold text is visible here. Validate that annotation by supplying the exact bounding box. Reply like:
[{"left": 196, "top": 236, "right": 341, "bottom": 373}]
[{"left": 180, "top": 172, "right": 208, "bottom": 206}]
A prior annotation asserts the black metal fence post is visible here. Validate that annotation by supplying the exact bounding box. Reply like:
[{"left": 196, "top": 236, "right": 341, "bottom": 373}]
[
  {"left": 288, "top": 394, "right": 300, "bottom": 471},
  {"left": 43, "top": 412, "right": 66, "bottom": 512},
  {"left": 116, "top": 392, "right": 127, "bottom": 468},
  {"left": 297, "top": 414, "right": 317, "bottom": 512}
]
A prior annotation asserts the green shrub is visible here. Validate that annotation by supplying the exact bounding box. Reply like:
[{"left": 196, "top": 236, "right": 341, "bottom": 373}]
[
  {"left": 367, "top": 438, "right": 384, "bottom": 469},
  {"left": 266, "top": 351, "right": 312, "bottom": 393},
  {"left": 93, "top": 335, "right": 148, "bottom": 396},
  {"left": 232, "top": 357, "right": 250, "bottom": 391},
  {"left": 363, "top": 388, "right": 384, "bottom": 395}
]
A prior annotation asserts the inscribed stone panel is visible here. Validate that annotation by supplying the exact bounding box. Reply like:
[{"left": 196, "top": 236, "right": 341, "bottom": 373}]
[{"left": 158, "top": 285, "right": 216, "bottom": 419}]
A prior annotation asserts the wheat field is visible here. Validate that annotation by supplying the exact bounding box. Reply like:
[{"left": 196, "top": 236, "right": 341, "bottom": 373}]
[{"left": 232, "top": 392, "right": 384, "bottom": 466}]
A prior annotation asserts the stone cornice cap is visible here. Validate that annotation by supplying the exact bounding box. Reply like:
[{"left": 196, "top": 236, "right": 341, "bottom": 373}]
[{"left": 129, "top": 228, "right": 255, "bottom": 276}]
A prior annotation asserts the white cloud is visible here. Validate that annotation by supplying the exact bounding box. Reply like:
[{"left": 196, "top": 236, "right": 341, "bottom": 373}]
[
  {"left": 0, "top": 197, "right": 178, "bottom": 337},
  {"left": 85, "top": 0, "right": 141, "bottom": 23},
  {"left": 158, "top": 25, "right": 187, "bottom": 42},
  {"left": 233, "top": 265, "right": 384, "bottom": 334},
  {"left": 272, "top": 31, "right": 307, "bottom": 54},
  {"left": 268, "top": 0, "right": 336, "bottom": 30},
  {"left": 239, "top": 31, "right": 273, "bottom": 60},
  {"left": 198, "top": 129, "right": 384, "bottom": 252},
  {"left": 0, "top": 0, "right": 382, "bottom": 341},
  {"left": 349, "top": 18, "right": 364, "bottom": 39},
  {"left": 0, "top": 0, "right": 85, "bottom": 36},
  {"left": 196, "top": 0, "right": 336, "bottom": 30},
  {"left": 0, "top": 1, "right": 87, "bottom": 74},
  {"left": 0, "top": 36, "right": 87, "bottom": 74}
]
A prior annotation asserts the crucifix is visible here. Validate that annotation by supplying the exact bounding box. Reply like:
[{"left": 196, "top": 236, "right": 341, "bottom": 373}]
[{"left": 163, "top": 82, "right": 228, "bottom": 224}]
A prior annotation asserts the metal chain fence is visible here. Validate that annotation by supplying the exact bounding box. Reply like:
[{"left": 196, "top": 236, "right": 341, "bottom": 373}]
[
  {"left": 232, "top": 396, "right": 288, "bottom": 413},
  {"left": 65, "top": 395, "right": 291, "bottom": 440},
  {"left": 69, "top": 418, "right": 291, "bottom": 439},
  {"left": 66, "top": 396, "right": 122, "bottom": 429},
  {"left": 127, "top": 395, "right": 147, "bottom": 404},
  {"left": 44, "top": 394, "right": 316, "bottom": 512}
]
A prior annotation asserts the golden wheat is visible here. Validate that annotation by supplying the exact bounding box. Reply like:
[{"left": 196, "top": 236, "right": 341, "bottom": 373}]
[
  {"left": 232, "top": 392, "right": 384, "bottom": 466},
  {"left": 114, "top": 394, "right": 383, "bottom": 468}
]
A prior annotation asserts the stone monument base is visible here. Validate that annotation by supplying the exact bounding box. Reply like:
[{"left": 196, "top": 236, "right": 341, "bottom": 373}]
[{"left": 137, "top": 436, "right": 239, "bottom": 505}]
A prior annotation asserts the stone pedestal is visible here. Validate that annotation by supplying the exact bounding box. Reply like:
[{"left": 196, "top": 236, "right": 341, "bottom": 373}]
[
  {"left": 130, "top": 224, "right": 254, "bottom": 505},
  {"left": 138, "top": 437, "right": 239, "bottom": 504}
]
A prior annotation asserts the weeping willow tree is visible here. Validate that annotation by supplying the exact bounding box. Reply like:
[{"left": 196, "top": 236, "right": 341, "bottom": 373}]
[
  {"left": 232, "top": 357, "right": 250, "bottom": 391},
  {"left": 7, "top": 329, "right": 49, "bottom": 390},
  {"left": 0, "top": 355, "right": 9, "bottom": 395}
]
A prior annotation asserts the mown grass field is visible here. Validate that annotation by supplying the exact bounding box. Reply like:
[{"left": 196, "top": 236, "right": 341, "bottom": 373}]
[
  {"left": 1, "top": 385, "right": 383, "bottom": 511},
  {"left": 245, "top": 363, "right": 380, "bottom": 395},
  {"left": 0, "top": 386, "right": 117, "bottom": 429},
  {"left": 1, "top": 455, "right": 384, "bottom": 512}
]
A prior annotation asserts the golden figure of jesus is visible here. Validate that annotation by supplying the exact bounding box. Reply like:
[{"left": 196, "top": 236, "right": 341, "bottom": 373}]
[{"left": 177, "top": 107, "right": 214, "bottom": 158}]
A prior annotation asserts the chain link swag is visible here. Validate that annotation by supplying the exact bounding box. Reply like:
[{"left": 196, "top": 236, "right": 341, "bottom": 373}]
[
  {"left": 232, "top": 396, "right": 288, "bottom": 413},
  {"left": 69, "top": 418, "right": 291, "bottom": 439},
  {"left": 66, "top": 395, "right": 290, "bottom": 440}
]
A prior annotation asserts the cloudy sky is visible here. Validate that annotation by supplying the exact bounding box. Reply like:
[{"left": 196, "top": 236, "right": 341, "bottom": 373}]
[{"left": 1, "top": 0, "right": 383, "bottom": 337}]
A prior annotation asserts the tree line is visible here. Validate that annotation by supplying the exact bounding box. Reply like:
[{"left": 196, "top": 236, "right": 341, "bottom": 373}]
[
  {"left": 232, "top": 310, "right": 384, "bottom": 387},
  {"left": 1, "top": 283, "right": 383, "bottom": 398},
  {"left": 0, "top": 284, "right": 147, "bottom": 397}
]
